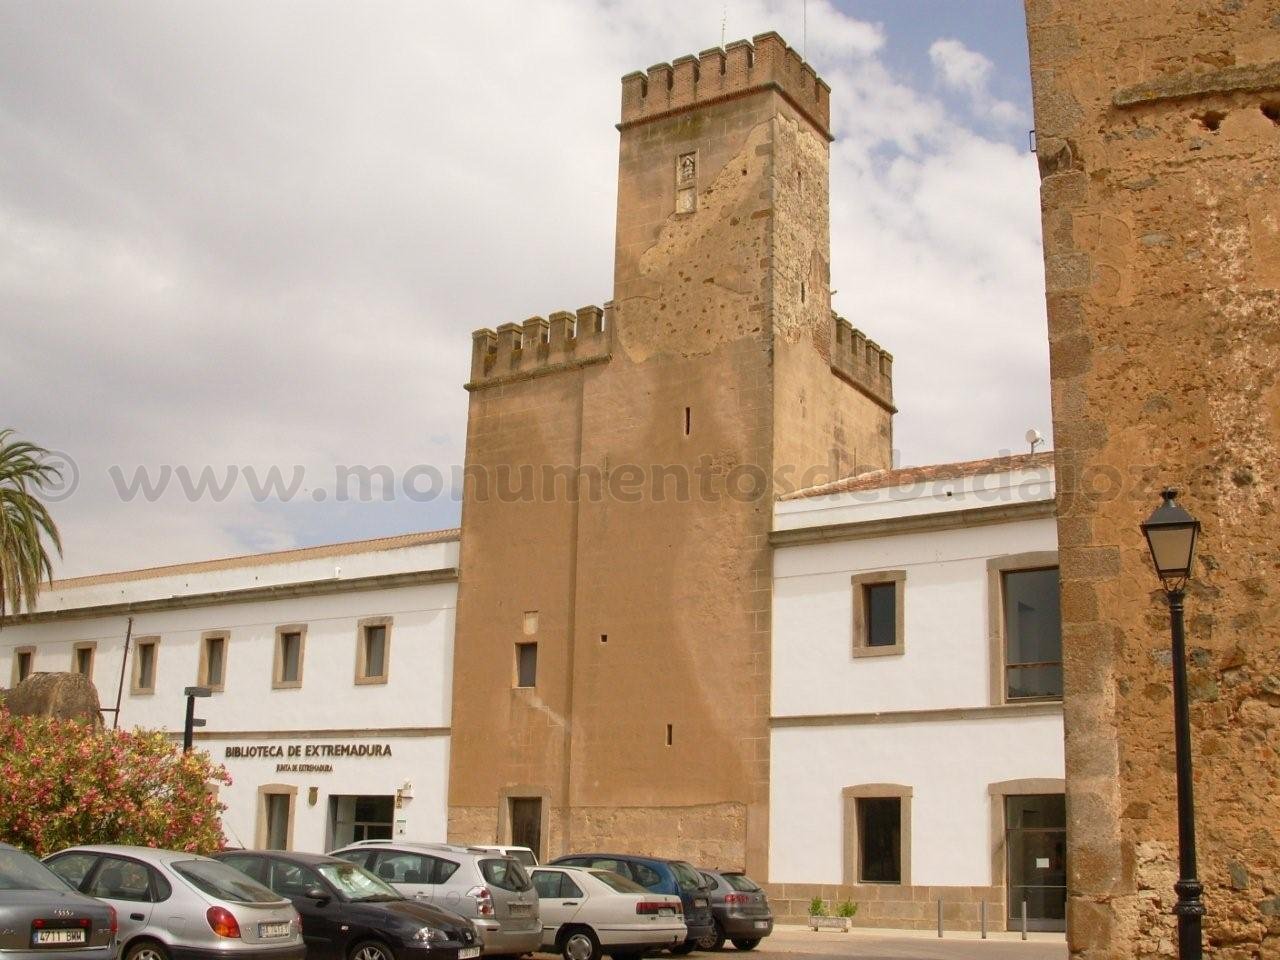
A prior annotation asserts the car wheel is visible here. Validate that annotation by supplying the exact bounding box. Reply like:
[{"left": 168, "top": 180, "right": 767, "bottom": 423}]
[
  {"left": 670, "top": 943, "right": 697, "bottom": 955},
  {"left": 696, "top": 922, "right": 726, "bottom": 952},
  {"left": 561, "top": 927, "right": 601, "bottom": 960},
  {"left": 729, "top": 939, "right": 759, "bottom": 952},
  {"left": 350, "top": 940, "right": 394, "bottom": 960},
  {"left": 124, "top": 941, "right": 169, "bottom": 960}
]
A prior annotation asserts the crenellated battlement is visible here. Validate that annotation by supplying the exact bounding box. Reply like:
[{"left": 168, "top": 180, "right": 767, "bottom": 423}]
[
  {"left": 466, "top": 303, "right": 614, "bottom": 390},
  {"left": 830, "top": 313, "right": 894, "bottom": 412},
  {"left": 619, "top": 32, "right": 831, "bottom": 140}
]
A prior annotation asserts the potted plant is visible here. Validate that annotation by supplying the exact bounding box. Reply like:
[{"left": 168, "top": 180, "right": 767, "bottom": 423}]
[{"left": 808, "top": 896, "right": 851, "bottom": 931}]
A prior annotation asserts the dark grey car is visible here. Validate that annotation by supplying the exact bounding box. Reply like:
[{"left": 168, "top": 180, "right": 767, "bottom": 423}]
[
  {"left": 0, "top": 843, "right": 116, "bottom": 960},
  {"left": 695, "top": 871, "right": 771, "bottom": 951}
]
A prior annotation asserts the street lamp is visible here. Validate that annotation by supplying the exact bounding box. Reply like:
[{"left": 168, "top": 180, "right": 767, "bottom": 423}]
[
  {"left": 182, "top": 686, "right": 212, "bottom": 753},
  {"left": 1141, "top": 489, "right": 1203, "bottom": 960}
]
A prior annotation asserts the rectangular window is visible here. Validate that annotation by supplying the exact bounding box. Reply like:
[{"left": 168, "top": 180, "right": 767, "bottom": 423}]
[
  {"left": 273, "top": 626, "right": 306, "bottom": 689},
  {"left": 515, "top": 642, "right": 537, "bottom": 688},
  {"left": 200, "top": 632, "right": 227, "bottom": 691},
  {"left": 857, "top": 797, "right": 902, "bottom": 884},
  {"left": 259, "top": 790, "right": 295, "bottom": 850},
  {"left": 356, "top": 618, "right": 391, "bottom": 685},
  {"left": 1003, "top": 568, "right": 1062, "bottom": 700},
  {"left": 132, "top": 638, "right": 159, "bottom": 695},
  {"left": 72, "top": 643, "right": 95, "bottom": 679},
  {"left": 851, "top": 571, "right": 905, "bottom": 657},
  {"left": 12, "top": 647, "right": 35, "bottom": 686}
]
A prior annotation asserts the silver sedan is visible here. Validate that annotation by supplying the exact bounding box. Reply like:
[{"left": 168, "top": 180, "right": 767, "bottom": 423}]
[
  {"left": 0, "top": 843, "right": 116, "bottom": 960},
  {"left": 43, "top": 847, "right": 303, "bottom": 960}
]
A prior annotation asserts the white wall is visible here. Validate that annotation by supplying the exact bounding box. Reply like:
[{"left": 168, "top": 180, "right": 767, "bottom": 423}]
[
  {"left": 772, "top": 517, "right": 1058, "bottom": 717},
  {"left": 769, "top": 713, "right": 1065, "bottom": 885}
]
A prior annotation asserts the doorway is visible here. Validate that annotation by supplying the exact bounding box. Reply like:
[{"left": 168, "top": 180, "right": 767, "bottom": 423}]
[
  {"left": 328, "top": 795, "right": 395, "bottom": 849},
  {"left": 509, "top": 797, "right": 542, "bottom": 861},
  {"left": 1005, "top": 794, "right": 1066, "bottom": 932}
]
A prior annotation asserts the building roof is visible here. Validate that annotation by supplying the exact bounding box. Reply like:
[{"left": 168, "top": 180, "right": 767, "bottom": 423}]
[
  {"left": 47, "top": 528, "right": 461, "bottom": 591},
  {"left": 780, "top": 451, "right": 1055, "bottom": 501}
]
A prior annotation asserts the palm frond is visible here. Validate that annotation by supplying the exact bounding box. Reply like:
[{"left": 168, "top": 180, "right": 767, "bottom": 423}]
[{"left": 0, "top": 430, "right": 65, "bottom": 619}]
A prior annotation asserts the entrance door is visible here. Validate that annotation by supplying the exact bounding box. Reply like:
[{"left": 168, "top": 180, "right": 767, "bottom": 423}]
[
  {"left": 1005, "top": 794, "right": 1067, "bottom": 932},
  {"left": 327, "top": 795, "right": 394, "bottom": 848},
  {"left": 510, "top": 797, "right": 542, "bottom": 860}
]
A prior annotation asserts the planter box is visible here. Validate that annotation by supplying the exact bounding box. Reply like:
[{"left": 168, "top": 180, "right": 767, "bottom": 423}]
[{"left": 808, "top": 916, "right": 850, "bottom": 931}]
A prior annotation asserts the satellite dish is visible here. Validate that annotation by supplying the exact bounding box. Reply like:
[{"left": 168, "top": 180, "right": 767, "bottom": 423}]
[{"left": 1025, "top": 428, "right": 1044, "bottom": 454}]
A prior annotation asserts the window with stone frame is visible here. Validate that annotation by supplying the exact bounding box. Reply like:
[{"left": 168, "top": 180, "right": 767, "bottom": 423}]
[{"left": 1002, "top": 567, "right": 1063, "bottom": 700}]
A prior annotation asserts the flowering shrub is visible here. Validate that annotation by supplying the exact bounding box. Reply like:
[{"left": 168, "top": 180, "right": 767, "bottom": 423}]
[{"left": 0, "top": 708, "right": 230, "bottom": 855}]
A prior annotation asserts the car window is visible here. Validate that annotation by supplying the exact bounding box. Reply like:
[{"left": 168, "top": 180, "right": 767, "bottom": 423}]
[
  {"left": 2, "top": 848, "right": 76, "bottom": 892},
  {"left": 479, "top": 858, "right": 531, "bottom": 892},
  {"left": 670, "top": 861, "right": 704, "bottom": 893},
  {"left": 271, "top": 862, "right": 325, "bottom": 898},
  {"left": 222, "top": 856, "right": 271, "bottom": 885},
  {"left": 435, "top": 858, "right": 460, "bottom": 884},
  {"left": 87, "top": 856, "right": 153, "bottom": 902},
  {"left": 508, "top": 849, "right": 538, "bottom": 867},
  {"left": 330, "top": 849, "right": 372, "bottom": 869},
  {"left": 371, "top": 851, "right": 434, "bottom": 885},
  {"left": 631, "top": 862, "right": 662, "bottom": 888},
  {"left": 172, "top": 859, "right": 281, "bottom": 903},
  {"left": 531, "top": 870, "right": 562, "bottom": 899},
  {"left": 44, "top": 852, "right": 98, "bottom": 891},
  {"left": 590, "top": 870, "right": 647, "bottom": 894},
  {"left": 585, "top": 858, "right": 629, "bottom": 877},
  {"left": 315, "top": 862, "right": 400, "bottom": 902},
  {"left": 561, "top": 875, "right": 584, "bottom": 898},
  {"left": 723, "top": 873, "right": 761, "bottom": 893},
  {"left": 699, "top": 872, "right": 720, "bottom": 890}
]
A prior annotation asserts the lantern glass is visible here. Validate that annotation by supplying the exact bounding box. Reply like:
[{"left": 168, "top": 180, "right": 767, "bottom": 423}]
[{"left": 1141, "top": 490, "right": 1199, "bottom": 584}]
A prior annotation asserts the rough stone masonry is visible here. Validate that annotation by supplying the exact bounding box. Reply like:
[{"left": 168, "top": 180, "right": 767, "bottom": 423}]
[{"left": 1024, "top": 2, "right": 1279, "bottom": 958}]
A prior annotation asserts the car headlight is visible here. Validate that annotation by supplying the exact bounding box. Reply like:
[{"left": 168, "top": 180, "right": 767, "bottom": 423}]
[{"left": 412, "top": 927, "right": 449, "bottom": 944}]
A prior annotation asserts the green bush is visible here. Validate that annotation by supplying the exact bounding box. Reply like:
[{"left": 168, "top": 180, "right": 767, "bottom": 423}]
[
  {"left": 837, "top": 900, "right": 859, "bottom": 918},
  {"left": 808, "top": 896, "right": 827, "bottom": 917},
  {"left": 0, "top": 708, "right": 230, "bottom": 855}
]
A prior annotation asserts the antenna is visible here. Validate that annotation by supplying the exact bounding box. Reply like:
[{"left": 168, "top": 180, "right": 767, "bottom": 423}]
[
  {"left": 721, "top": 1, "right": 727, "bottom": 47},
  {"left": 803, "top": 0, "right": 807, "bottom": 60},
  {"left": 1025, "top": 428, "right": 1045, "bottom": 455}
]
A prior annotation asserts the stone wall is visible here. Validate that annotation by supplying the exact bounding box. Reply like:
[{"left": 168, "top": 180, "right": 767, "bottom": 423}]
[
  {"left": 764, "top": 882, "right": 1006, "bottom": 932},
  {"left": 1024, "top": 3, "right": 1280, "bottom": 957}
]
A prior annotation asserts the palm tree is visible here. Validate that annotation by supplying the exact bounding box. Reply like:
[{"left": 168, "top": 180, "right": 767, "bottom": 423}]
[{"left": 0, "top": 430, "right": 63, "bottom": 618}]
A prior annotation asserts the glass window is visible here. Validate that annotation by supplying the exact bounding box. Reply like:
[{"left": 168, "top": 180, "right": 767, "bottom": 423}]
[
  {"left": 362, "top": 625, "right": 387, "bottom": 679},
  {"left": 173, "top": 860, "right": 281, "bottom": 903},
  {"left": 531, "top": 870, "right": 562, "bottom": 899},
  {"left": 435, "top": 858, "right": 459, "bottom": 884},
  {"left": 264, "top": 793, "right": 291, "bottom": 849},
  {"left": 723, "top": 873, "right": 761, "bottom": 893},
  {"left": 270, "top": 861, "right": 324, "bottom": 897},
  {"left": 371, "top": 851, "right": 434, "bottom": 885},
  {"left": 591, "top": 870, "right": 647, "bottom": 894},
  {"left": 74, "top": 645, "right": 94, "bottom": 678},
  {"left": 134, "top": 641, "right": 157, "bottom": 692},
  {"left": 16, "top": 650, "right": 33, "bottom": 684},
  {"left": 857, "top": 797, "right": 901, "bottom": 884},
  {"left": 1003, "top": 568, "right": 1062, "bottom": 700},
  {"left": 631, "top": 862, "right": 662, "bottom": 887},
  {"left": 331, "top": 850, "right": 371, "bottom": 868},
  {"left": 1, "top": 848, "right": 77, "bottom": 892},
  {"left": 515, "top": 643, "right": 537, "bottom": 688},
  {"left": 45, "top": 852, "right": 99, "bottom": 890},
  {"left": 480, "top": 858, "right": 531, "bottom": 892},
  {"left": 204, "top": 636, "right": 226, "bottom": 688},
  {"left": 221, "top": 856, "right": 270, "bottom": 885},
  {"left": 315, "top": 861, "right": 400, "bottom": 902},
  {"left": 87, "top": 856, "right": 153, "bottom": 902},
  {"left": 279, "top": 633, "right": 302, "bottom": 684},
  {"left": 670, "top": 861, "right": 704, "bottom": 892},
  {"left": 865, "top": 583, "right": 896, "bottom": 647}
]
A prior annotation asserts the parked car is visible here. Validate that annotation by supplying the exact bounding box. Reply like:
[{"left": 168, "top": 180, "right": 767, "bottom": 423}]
[
  {"left": 213, "top": 850, "right": 481, "bottom": 960},
  {"left": 0, "top": 843, "right": 117, "bottom": 960},
  {"left": 694, "top": 871, "right": 771, "bottom": 951},
  {"left": 470, "top": 847, "right": 537, "bottom": 868},
  {"left": 528, "top": 865, "right": 684, "bottom": 960},
  {"left": 548, "top": 855, "right": 713, "bottom": 954},
  {"left": 43, "top": 846, "right": 303, "bottom": 960},
  {"left": 328, "top": 842, "right": 540, "bottom": 957}
]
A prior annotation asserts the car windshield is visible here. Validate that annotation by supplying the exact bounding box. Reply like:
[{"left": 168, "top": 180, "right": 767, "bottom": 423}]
[
  {"left": 590, "top": 870, "right": 648, "bottom": 894},
  {"left": 724, "top": 873, "right": 761, "bottom": 893},
  {"left": 508, "top": 849, "right": 538, "bottom": 868},
  {"left": 173, "top": 860, "right": 282, "bottom": 904},
  {"left": 670, "top": 861, "right": 705, "bottom": 893},
  {"left": 479, "top": 858, "right": 531, "bottom": 892},
  {"left": 0, "top": 848, "right": 71, "bottom": 892},
  {"left": 316, "top": 862, "right": 401, "bottom": 902}
]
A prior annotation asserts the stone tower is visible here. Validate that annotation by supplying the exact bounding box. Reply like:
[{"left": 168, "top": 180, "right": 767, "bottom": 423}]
[
  {"left": 447, "top": 32, "right": 894, "bottom": 876},
  {"left": 1025, "top": 2, "right": 1279, "bottom": 957}
]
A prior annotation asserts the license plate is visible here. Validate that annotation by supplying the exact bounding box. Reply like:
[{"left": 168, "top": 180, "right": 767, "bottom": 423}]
[
  {"left": 508, "top": 903, "right": 531, "bottom": 916},
  {"left": 35, "top": 930, "right": 86, "bottom": 945},
  {"left": 754, "top": 921, "right": 769, "bottom": 929},
  {"left": 658, "top": 908, "right": 674, "bottom": 917},
  {"left": 259, "top": 922, "right": 290, "bottom": 938},
  {"left": 694, "top": 899, "right": 707, "bottom": 908},
  {"left": 459, "top": 949, "right": 481, "bottom": 959}
]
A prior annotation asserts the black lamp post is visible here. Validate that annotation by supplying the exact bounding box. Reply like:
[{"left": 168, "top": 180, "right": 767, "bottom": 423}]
[
  {"left": 1141, "top": 489, "right": 1203, "bottom": 960},
  {"left": 182, "top": 686, "right": 211, "bottom": 752}
]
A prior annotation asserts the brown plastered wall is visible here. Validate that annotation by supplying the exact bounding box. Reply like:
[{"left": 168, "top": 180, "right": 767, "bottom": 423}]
[{"left": 1024, "top": 3, "right": 1280, "bottom": 957}]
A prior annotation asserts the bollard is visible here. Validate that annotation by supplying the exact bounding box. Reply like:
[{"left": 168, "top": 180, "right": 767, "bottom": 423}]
[
  {"left": 1021, "top": 900, "right": 1029, "bottom": 941},
  {"left": 980, "top": 900, "right": 987, "bottom": 939},
  {"left": 937, "top": 898, "right": 943, "bottom": 937}
]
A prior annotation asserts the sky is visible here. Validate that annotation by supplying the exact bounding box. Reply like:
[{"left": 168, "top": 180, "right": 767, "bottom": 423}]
[{"left": 0, "top": 0, "right": 1050, "bottom": 578}]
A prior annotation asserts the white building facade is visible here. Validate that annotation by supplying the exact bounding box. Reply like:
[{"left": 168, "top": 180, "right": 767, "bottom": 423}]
[{"left": 768, "top": 453, "right": 1065, "bottom": 931}]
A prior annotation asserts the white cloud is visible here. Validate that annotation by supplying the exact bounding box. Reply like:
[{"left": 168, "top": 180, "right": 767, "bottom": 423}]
[
  {"left": 0, "top": 1, "right": 1049, "bottom": 577},
  {"left": 929, "top": 37, "right": 1028, "bottom": 127}
]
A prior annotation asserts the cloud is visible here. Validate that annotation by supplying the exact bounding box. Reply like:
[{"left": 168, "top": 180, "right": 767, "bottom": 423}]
[
  {"left": 929, "top": 37, "right": 1028, "bottom": 127},
  {"left": 0, "top": 2, "right": 1049, "bottom": 577}
]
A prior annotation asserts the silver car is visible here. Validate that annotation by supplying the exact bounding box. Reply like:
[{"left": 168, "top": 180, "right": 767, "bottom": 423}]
[
  {"left": 43, "top": 847, "right": 303, "bottom": 960},
  {"left": 0, "top": 843, "right": 116, "bottom": 960},
  {"left": 328, "top": 843, "right": 539, "bottom": 957}
]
